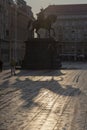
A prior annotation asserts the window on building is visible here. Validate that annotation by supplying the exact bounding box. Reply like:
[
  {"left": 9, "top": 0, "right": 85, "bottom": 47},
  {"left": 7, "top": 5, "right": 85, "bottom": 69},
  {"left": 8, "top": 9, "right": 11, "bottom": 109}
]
[
  {"left": 6, "top": 30, "right": 9, "bottom": 37},
  {"left": 0, "top": 5, "right": 2, "bottom": 12}
]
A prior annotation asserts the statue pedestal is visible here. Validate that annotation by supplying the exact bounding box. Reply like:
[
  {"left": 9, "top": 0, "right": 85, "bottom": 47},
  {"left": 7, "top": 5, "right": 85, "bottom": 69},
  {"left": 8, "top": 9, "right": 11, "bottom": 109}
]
[{"left": 22, "top": 38, "right": 61, "bottom": 69}]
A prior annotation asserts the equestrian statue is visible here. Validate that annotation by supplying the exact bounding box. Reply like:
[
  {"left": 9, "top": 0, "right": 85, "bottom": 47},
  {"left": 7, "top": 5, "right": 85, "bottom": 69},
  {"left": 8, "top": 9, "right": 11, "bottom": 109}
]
[{"left": 27, "top": 8, "right": 57, "bottom": 38}]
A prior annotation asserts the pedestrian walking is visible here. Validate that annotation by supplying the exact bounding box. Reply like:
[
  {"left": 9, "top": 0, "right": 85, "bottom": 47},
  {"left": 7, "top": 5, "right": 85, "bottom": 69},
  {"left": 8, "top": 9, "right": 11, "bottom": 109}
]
[
  {"left": 0, "top": 59, "right": 3, "bottom": 72},
  {"left": 10, "top": 59, "right": 16, "bottom": 76}
]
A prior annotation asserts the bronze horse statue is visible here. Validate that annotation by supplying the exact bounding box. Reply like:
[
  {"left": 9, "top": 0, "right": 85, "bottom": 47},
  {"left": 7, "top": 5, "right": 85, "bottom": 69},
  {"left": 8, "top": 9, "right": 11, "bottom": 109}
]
[{"left": 27, "top": 14, "right": 57, "bottom": 38}]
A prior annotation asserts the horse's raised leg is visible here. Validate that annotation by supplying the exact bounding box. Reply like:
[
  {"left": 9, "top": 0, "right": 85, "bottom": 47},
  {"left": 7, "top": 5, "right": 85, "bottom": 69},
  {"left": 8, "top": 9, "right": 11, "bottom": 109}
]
[{"left": 35, "top": 29, "right": 40, "bottom": 38}]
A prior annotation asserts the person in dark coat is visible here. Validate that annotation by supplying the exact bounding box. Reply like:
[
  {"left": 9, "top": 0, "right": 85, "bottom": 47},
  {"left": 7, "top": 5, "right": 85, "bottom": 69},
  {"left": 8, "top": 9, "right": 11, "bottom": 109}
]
[
  {"left": 10, "top": 59, "right": 16, "bottom": 76},
  {"left": 0, "top": 59, "right": 3, "bottom": 72}
]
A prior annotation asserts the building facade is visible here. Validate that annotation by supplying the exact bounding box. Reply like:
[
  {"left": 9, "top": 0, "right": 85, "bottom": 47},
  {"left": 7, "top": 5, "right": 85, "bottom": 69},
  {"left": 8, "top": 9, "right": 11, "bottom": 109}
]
[
  {"left": 0, "top": 0, "right": 10, "bottom": 64},
  {"left": 0, "top": 0, "right": 34, "bottom": 66},
  {"left": 39, "top": 4, "right": 87, "bottom": 60}
]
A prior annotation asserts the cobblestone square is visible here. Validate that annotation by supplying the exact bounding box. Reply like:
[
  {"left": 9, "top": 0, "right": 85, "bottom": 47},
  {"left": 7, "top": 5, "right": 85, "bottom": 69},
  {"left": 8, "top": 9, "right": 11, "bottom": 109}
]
[{"left": 0, "top": 62, "right": 87, "bottom": 130}]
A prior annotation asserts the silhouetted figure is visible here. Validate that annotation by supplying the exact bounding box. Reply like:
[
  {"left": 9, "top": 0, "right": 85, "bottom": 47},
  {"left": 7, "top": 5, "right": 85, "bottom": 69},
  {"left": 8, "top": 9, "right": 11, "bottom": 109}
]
[
  {"left": 0, "top": 59, "right": 3, "bottom": 72},
  {"left": 10, "top": 59, "right": 16, "bottom": 76}
]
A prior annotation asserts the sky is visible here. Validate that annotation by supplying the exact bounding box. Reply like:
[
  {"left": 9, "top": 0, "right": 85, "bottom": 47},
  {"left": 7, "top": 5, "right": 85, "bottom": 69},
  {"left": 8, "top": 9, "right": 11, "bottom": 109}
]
[{"left": 26, "top": 0, "right": 87, "bottom": 17}]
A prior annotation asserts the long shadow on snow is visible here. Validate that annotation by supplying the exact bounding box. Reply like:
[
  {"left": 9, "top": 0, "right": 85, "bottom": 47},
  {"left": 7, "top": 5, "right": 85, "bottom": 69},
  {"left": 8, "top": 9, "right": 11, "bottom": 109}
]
[{"left": 11, "top": 70, "right": 81, "bottom": 109}]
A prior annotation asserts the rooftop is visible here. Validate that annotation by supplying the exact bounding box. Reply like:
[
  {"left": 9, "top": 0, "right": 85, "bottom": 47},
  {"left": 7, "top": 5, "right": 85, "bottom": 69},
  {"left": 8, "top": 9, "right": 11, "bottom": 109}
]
[{"left": 44, "top": 4, "right": 87, "bottom": 15}]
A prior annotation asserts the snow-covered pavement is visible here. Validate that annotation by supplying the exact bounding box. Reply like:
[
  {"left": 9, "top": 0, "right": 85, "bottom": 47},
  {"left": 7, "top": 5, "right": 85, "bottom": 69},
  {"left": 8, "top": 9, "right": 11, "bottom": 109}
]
[{"left": 0, "top": 62, "right": 87, "bottom": 130}]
